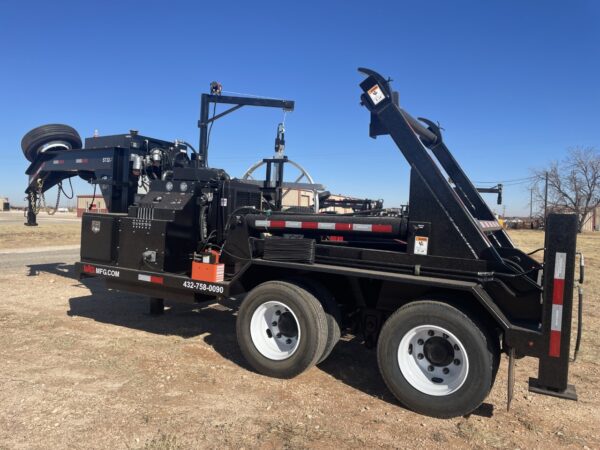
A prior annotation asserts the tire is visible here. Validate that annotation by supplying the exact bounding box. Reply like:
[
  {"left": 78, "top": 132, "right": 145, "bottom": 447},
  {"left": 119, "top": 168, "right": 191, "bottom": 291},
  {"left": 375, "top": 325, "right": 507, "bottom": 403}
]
[
  {"left": 21, "top": 124, "right": 82, "bottom": 162},
  {"left": 285, "top": 277, "right": 342, "bottom": 364},
  {"left": 236, "top": 281, "right": 328, "bottom": 378},
  {"left": 377, "top": 301, "right": 497, "bottom": 418}
]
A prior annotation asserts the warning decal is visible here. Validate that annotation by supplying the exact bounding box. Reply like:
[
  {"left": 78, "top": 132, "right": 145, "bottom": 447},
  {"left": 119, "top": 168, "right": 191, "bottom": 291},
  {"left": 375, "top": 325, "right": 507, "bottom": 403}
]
[
  {"left": 367, "top": 84, "right": 386, "bottom": 105},
  {"left": 414, "top": 236, "right": 429, "bottom": 255}
]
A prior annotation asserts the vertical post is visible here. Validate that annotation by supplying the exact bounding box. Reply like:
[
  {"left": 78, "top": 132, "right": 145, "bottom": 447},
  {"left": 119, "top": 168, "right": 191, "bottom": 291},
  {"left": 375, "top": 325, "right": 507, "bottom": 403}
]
[
  {"left": 25, "top": 192, "right": 38, "bottom": 226},
  {"left": 198, "top": 94, "right": 209, "bottom": 168},
  {"left": 529, "top": 213, "right": 577, "bottom": 400},
  {"left": 529, "top": 188, "right": 533, "bottom": 219}
]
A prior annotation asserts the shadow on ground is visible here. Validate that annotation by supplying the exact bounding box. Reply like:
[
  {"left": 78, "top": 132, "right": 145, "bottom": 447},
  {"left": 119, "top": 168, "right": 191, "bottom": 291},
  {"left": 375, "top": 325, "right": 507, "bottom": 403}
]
[{"left": 30, "top": 261, "right": 493, "bottom": 416}]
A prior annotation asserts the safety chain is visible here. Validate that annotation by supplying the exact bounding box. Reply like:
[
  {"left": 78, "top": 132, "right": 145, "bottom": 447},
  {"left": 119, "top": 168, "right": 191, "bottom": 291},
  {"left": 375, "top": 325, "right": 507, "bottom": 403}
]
[{"left": 31, "top": 179, "right": 61, "bottom": 215}]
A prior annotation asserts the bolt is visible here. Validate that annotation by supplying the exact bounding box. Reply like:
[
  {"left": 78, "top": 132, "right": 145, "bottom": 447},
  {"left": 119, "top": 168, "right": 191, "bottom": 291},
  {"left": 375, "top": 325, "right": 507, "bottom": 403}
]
[
  {"left": 454, "top": 359, "right": 460, "bottom": 366},
  {"left": 427, "top": 365, "right": 434, "bottom": 372},
  {"left": 286, "top": 339, "right": 292, "bottom": 345},
  {"left": 443, "top": 368, "right": 449, "bottom": 375},
  {"left": 428, "top": 330, "right": 434, "bottom": 337},
  {"left": 417, "top": 339, "right": 424, "bottom": 345},
  {"left": 442, "top": 333, "right": 448, "bottom": 339},
  {"left": 417, "top": 353, "right": 424, "bottom": 360},
  {"left": 275, "top": 310, "right": 281, "bottom": 316},
  {"left": 271, "top": 321, "right": 277, "bottom": 326}
]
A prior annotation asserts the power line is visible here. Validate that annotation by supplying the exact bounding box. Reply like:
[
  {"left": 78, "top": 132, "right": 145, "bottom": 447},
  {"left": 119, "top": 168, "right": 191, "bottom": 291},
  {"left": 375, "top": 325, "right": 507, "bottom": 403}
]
[{"left": 473, "top": 176, "right": 535, "bottom": 184}]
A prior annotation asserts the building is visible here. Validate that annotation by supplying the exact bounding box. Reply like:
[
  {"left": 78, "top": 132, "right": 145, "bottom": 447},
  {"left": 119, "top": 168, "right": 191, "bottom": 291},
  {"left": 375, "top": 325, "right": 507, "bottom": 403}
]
[
  {"left": 76, "top": 195, "right": 107, "bottom": 217},
  {"left": 0, "top": 197, "right": 9, "bottom": 211},
  {"left": 581, "top": 206, "right": 600, "bottom": 232}
]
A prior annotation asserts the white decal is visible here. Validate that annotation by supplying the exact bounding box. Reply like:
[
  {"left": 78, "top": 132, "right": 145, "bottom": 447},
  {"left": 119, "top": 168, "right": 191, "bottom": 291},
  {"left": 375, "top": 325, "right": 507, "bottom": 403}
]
[
  {"left": 414, "top": 236, "right": 429, "bottom": 255},
  {"left": 367, "top": 84, "right": 386, "bottom": 105}
]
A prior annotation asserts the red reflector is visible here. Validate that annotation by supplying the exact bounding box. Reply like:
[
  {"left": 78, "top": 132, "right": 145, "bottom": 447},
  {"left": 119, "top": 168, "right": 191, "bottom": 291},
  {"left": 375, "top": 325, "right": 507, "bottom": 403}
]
[
  {"left": 150, "top": 276, "right": 164, "bottom": 284},
  {"left": 549, "top": 330, "right": 561, "bottom": 357},
  {"left": 270, "top": 220, "right": 286, "bottom": 228},
  {"left": 302, "top": 222, "right": 319, "bottom": 229},
  {"left": 552, "top": 278, "right": 565, "bottom": 305},
  {"left": 372, "top": 224, "right": 393, "bottom": 233},
  {"left": 335, "top": 223, "right": 352, "bottom": 231},
  {"left": 83, "top": 264, "right": 95, "bottom": 274}
]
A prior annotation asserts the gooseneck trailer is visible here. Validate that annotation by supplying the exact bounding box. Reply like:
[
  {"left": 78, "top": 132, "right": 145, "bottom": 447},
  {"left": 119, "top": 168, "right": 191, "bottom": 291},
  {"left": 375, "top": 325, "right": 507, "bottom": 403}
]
[{"left": 22, "top": 69, "right": 583, "bottom": 418}]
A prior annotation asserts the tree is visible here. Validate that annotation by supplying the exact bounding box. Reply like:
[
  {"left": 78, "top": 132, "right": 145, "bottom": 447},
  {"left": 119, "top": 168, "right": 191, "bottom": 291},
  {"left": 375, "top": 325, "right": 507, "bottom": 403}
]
[{"left": 531, "top": 146, "right": 600, "bottom": 232}]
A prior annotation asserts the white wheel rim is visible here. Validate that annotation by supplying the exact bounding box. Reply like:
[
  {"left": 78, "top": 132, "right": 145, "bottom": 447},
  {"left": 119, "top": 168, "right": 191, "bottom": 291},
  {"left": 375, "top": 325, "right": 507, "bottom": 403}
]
[
  {"left": 397, "top": 325, "right": 469, "bottom": 396},
  {"left": 39, "top": 140, "right": 71, "bottom": 154},
  {"left": 250, "top": 301, "right": 301, "bottom": 360}
]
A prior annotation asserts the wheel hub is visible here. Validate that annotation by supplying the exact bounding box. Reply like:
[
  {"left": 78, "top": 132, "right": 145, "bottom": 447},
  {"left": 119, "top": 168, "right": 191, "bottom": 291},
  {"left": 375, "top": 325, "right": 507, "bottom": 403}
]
[
  {"left": 397, "top": 324, "right": 469, "bottom": 396},
  {"left": 423, "top": 336, "right": 454, "bottom": 367},
  {"left": 250, "top": 301, "right": 301, "bottom": 361},
  {"left": 277, "top": 312, "right": 298, "bottom": 338}
]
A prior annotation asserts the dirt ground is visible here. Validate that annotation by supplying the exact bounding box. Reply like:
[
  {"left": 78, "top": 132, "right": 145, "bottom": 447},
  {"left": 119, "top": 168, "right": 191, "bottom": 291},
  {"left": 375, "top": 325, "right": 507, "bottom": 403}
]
[{"left": 0, "top": 229, "right": 598, "bottom": 449}]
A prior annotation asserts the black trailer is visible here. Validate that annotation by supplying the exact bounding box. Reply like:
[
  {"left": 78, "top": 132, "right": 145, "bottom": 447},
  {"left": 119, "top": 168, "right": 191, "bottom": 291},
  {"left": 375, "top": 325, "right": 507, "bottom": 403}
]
[{"left": 22, "top": 68, "right": 584, "bottom": 418}]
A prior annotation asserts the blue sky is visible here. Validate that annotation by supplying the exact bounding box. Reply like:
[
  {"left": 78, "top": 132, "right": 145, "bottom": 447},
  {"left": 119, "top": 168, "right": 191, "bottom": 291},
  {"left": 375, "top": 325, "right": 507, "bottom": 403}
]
[{"left": 1, "top": 0, "right": 598, "bottom": 215}]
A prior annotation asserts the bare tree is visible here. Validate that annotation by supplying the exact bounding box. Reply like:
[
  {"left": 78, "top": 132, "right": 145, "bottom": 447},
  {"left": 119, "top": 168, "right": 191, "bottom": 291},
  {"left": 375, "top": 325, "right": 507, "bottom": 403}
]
[{"left": 531, "top": 146, "right": 600, "bottom": 232}]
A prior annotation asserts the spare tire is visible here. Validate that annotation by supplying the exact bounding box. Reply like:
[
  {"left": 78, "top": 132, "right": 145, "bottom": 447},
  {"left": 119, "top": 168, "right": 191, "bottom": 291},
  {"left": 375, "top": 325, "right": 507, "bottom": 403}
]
[{"left": 21, "top": 124, "right": 82, "bottom": 162}]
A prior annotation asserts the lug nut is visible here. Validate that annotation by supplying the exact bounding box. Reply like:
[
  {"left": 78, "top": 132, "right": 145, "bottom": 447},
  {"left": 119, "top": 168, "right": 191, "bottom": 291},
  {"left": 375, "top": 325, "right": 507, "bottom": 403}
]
[
  {"left": 428, "top": 330, "right": 434, "bottom": 336},
  {"left": 275, "top": 310, "right": 281, "bottom": 316},
  {"left": 417, "top": 339, "right": 424, "bottom": 345},
  {"left": 454, "top": 344, "right": 459, "bottom": 351},
  {"left": 427, "top": 365, "right": 434, "bottom": 372},
  {"left": 443, "top": 368, "right": 449, "bottom": 374},
  {"left": 417, "top": 353, "right": 424, "bottom": 360},
  {"left": 286, "top": 338, "right": 292, "bottom": 344},
  {"left": 453, "top": 359, "right": 460, "bottom": 365},
  {"left": 272, "top": 321, "right": 278, "bottom": 326},
  {"left": 276, "top": 333, "right": 282, "bottom": 338},
  {"left": 442, "top": 333, "right": 448, "bottom": 339}
]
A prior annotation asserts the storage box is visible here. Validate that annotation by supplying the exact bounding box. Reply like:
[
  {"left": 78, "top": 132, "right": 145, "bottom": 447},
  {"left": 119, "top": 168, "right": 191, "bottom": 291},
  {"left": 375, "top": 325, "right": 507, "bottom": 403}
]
[{"left": 191, "top": 261, "right": 224, "bottom": 282}]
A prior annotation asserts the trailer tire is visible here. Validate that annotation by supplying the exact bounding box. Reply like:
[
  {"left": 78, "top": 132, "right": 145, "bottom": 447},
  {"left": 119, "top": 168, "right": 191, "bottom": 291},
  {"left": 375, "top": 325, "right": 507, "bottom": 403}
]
[
  {"left": 285, "top": 277, "right": 342, "bottom": 364},
  {"left": 21, "top": 124, "right": 82, "bottom": 162},
  {"left": 237, "top": 281, "right": 328, "bottom": 378},
  {"left": 377, "top": 301, "right": 496, "bottom": 418}
]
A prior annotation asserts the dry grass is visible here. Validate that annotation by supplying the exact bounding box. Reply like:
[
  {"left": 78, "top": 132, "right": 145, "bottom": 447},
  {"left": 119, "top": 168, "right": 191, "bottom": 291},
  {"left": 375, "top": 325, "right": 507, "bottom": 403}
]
[{"left": 0, "top": 221, "right": 80, "bottom": 249}]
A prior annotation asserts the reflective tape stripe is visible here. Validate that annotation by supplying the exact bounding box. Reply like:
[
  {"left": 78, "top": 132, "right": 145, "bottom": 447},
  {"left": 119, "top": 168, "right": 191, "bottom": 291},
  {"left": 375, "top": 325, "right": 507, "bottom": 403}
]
[
  {"left": 301, "top": 222, "right": 318, "bottom": 229},
  {"left": 549, "top": 252, "right": 567, "bottom": 358},
  {"left": 253, "top": 220, "right": 395, "bottom": 233},
  {"left": 317, "top": 222, "right": 336, "bottom": 230},
  {"left": 373, "top": 224, "right": 393, "bottom": 233},
  {"left": 138, "top": 274, "right": 164, "bottom": 284},
  {"left": 554, "top": 252, "right": 566, "bottom": 279},
  {"left": 479, "top": 220, "right": 499, "bottom": 229},
  {"left": 551, "top": 304, "right": 563, "bottom": 331},
  {"left": 549, "top": 330, "right": 561, "bottom": 358},
  {"left": 352, "top": 223, "right": 372, "bottom": 232},
  {"left": 334, "top": 223, "right": 352, "bottom": 231}
]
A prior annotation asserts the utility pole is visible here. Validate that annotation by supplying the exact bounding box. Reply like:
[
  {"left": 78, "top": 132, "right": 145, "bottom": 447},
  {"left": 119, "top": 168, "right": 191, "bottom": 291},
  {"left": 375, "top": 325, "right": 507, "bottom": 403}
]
[
  {"left": 543, "top": 171, "right": 549, "bottom": 222},
  {"left": 530, "top": 187, "right": 533, "bottom": 219}
]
